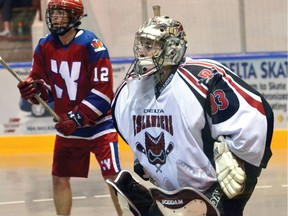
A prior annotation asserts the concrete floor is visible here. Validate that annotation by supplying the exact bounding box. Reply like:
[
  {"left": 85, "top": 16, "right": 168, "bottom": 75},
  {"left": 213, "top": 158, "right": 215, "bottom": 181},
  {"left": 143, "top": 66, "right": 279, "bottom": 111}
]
[{"left": 0, "top": 149, "right": 287, "bottom": 216}]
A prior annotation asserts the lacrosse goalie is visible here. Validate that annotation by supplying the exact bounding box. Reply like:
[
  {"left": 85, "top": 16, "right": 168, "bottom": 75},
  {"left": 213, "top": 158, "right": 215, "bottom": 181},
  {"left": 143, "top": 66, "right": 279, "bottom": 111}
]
[{"left": 109, "top": 5, "right": 273, "bottom": 216}]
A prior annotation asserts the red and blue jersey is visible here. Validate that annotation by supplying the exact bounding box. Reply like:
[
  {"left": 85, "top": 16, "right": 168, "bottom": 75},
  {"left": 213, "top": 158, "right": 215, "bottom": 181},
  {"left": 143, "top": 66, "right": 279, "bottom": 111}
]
[{"left": 30, "top": 29, "right": 117, "bottom": 140}]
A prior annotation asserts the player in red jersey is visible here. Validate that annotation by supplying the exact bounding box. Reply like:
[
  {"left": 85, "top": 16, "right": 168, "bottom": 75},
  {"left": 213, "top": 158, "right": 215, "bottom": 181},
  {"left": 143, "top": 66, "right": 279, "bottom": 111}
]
[
  {"left": 109, "top": 5, "right": 274, "bottom": 216},
  {"left": 17, "top": 0, "right": 122, "bottom": 215}
]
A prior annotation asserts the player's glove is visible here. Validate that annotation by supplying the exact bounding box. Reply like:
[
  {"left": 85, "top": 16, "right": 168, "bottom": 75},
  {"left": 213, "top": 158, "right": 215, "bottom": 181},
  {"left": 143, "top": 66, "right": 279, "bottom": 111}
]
[
  {"left": 17, "top": 77, "right": 49, "bottom": 104},
  {"left": 55, "top": 106, "right": 96, "bottom": 136},
  {"left": 214, "top": 136, "right": 246, "bottom": 199}
]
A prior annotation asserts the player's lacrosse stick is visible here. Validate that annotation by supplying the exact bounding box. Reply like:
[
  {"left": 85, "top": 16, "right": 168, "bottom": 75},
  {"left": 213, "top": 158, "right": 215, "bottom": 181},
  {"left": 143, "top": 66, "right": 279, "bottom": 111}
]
[
  {"left": 152, "top": 5, "right": 161, "bottom": 16},
  {"left": 0, "top": 56, "right": 60, "bottom": 122}
]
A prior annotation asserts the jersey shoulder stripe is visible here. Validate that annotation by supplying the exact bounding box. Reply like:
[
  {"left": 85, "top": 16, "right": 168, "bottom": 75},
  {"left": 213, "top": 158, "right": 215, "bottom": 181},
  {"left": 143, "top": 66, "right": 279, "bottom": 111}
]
[{"left": 182, "top": 59, "right": 265, "bottom": 115}]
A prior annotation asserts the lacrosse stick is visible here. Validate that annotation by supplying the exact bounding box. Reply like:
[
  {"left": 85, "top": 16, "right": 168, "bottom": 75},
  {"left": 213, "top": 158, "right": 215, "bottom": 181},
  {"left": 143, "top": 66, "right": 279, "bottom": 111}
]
[
  {"left": 152, "top": 5, "right": 161, "bottom": 16},
  {"left": 0, "top": 56, "right": 60, "bottom": 122}
]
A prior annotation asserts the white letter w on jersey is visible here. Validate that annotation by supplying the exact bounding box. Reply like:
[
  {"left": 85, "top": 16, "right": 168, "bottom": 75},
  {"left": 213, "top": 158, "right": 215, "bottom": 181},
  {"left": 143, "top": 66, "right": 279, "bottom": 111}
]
[
  {"left": 101, "top": 159, "right": 111, "bottom": 171},
  {"left": 51, "top": 59, "right": 81, "bottom": 100}
]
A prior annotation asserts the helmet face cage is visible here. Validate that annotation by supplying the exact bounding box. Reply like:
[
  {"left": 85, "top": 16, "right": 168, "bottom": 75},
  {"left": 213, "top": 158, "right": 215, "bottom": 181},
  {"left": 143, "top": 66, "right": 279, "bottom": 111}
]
[
  {"left": 131, "top": 16, "right": 187, "bottom": 78},
  {"left": 131, "top": 33, "right": 165, "bottom": 77},
  {"left": 46, "top": 0, "right": 84, "bottom": 36}
]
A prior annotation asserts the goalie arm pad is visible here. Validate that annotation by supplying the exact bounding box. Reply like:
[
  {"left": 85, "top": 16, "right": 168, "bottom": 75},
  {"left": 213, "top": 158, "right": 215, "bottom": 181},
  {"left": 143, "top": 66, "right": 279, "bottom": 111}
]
[{"left": 213, "top": 136, "right": 246, "bottom": 199}]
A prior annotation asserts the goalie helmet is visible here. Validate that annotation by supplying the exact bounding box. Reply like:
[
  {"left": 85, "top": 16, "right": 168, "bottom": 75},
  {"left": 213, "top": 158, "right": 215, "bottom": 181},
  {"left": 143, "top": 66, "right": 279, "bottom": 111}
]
[
  {"left": 46, "top": 0, "right": 85, "bottom": 36},
  {"left": 130, "top": 15, "right": 187, "bottom": 78}
]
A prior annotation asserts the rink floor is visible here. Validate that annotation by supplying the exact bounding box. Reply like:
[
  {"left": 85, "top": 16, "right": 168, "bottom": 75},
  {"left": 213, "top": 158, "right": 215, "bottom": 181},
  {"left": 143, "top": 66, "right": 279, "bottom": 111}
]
[{"left": 0, "top": 147, "right": 287, "bottom": 216}]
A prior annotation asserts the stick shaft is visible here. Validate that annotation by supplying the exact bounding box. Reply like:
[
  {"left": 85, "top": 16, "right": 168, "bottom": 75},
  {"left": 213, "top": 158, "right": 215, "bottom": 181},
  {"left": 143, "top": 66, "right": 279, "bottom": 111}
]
[
  {"left": 152, "top": 5, "right": 161, "bottom": 16},
  {"left": 0, "top": 56, "right": 60, "bottom": 122}
]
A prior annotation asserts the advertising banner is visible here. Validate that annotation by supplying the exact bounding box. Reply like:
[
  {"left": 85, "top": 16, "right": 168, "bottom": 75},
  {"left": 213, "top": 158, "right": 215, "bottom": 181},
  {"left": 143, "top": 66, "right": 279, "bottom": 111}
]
[{"left": 0, "top": 52, "right": 286, "bottom": 136}]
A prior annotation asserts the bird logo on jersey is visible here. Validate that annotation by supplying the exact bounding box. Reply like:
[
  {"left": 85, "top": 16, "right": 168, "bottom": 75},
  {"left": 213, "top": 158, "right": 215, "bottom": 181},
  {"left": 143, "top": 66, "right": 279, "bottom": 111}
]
[
  {"left": 135, "top": 132, "right": 174, "bottom": 173},
  {"left": 91, "top": 39, "right": 106, "bottom": 52},
  {"left": 197, "top": 67, "right": 218, "bottom": 85}
]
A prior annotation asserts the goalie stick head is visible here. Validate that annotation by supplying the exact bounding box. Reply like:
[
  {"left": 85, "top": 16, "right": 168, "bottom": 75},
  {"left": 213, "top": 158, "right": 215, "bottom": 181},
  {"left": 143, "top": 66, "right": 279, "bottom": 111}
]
[
  {"left": 150, "top": 187, "right": 221, "bottom": 216},
  {"left": 106, "top": 170, "right": 154, "bottom": 215}
]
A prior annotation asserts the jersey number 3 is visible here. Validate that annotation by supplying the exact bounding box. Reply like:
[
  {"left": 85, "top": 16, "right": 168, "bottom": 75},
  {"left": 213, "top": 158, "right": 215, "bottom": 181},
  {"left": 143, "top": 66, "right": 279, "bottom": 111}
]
[{"left": 210, "top": 89, "right": 228, "bottom": 115}]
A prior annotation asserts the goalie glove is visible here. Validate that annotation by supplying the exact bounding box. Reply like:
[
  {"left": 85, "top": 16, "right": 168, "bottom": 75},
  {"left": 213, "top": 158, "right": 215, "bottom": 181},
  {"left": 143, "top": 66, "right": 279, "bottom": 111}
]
[{"left": 214, "top": 136, "right": 246, "bottom": 199}]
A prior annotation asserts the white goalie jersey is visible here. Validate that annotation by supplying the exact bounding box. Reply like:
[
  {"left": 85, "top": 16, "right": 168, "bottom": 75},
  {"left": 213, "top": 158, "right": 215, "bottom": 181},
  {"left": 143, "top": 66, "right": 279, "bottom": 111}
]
[{"left": 112, "top": 57, "right": 273, "bottom": 192}]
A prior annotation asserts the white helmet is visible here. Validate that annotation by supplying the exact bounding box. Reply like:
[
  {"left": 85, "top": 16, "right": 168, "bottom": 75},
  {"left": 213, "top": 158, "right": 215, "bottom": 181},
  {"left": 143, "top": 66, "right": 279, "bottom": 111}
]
[{"left": 129, "top": 15, "right": 187, "bottom": 78}]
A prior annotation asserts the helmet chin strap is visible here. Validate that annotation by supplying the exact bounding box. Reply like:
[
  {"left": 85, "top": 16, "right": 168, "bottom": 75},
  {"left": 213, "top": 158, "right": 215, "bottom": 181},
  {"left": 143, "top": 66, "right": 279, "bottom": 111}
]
[
  {"left": 50, "top": 13, "right": 87, "bottom": 36},
  {"left": 52, "top": 20, "right": 80, "bottom": 36},
  {"left": 53, "top": 26, "right": 72, "bottom": 36}
]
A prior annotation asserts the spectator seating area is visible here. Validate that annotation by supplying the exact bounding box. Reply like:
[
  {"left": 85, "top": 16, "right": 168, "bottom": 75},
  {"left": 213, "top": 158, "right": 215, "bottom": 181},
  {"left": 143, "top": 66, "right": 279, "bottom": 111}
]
[{"left": 0, "top": 0, "right": 40, "bottom": 62}]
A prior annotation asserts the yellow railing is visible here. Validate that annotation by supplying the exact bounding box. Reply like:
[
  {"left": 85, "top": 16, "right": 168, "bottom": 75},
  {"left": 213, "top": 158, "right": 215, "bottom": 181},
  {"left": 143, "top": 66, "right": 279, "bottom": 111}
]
[{"left": 0, "top": 130, "right": 286, "bottom": 154}]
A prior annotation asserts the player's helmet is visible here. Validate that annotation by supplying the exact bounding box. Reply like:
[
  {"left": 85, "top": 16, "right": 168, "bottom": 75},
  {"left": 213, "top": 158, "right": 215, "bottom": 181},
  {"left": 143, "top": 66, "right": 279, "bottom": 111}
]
[
  {"left": 46, "top": 0, "right": 85, "bottom": 36},
  {"left": 131, "top": 16, "right": 187, "bottom": 78}
]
